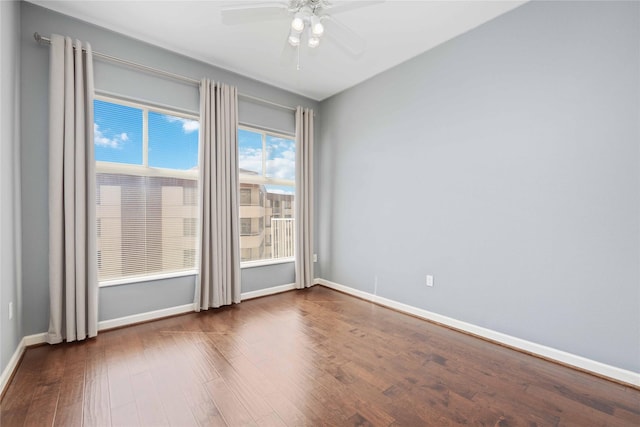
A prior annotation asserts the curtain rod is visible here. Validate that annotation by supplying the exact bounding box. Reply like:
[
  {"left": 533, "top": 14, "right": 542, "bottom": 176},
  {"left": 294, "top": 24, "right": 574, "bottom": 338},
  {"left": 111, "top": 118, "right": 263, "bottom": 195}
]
[{"left": 34, "top": 32, "right": 298, "bottom": 113}]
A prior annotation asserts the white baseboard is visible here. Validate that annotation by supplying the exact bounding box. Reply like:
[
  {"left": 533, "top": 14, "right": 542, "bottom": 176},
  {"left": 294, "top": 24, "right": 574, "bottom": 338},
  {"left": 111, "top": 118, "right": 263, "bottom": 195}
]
[
  {"left": 316, "top": 278, "right": 640, "bottom": 388},
  {"left": 241, "top": 283, "right": 296, "bottom": 300},
  {"left": 0, "top": 332, "right": 47, "bottom": 397},
  {"left": 23, "top": 332, "right": 47, "bottom": 346},
  {"left": 1, "top": 338, "right": 25, "bottom": 397},
  {"left": 98, "top": 304, "right": 194, "bottom": 331},
  {"left": 99, "top": 283, "right": 298, "bottom": 330}
]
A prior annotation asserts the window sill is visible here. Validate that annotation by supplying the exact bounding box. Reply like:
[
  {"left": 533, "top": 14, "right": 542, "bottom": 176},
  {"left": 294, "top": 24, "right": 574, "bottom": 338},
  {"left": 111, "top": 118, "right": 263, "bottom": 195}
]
[
  {"left": 241, "top": 257, "right": 294, "bottom": 269},
  {"left": 99, "top": 269, "right": 198, "bottom": 288},
  {"left": 98, "top": 258, "right": 294, "bottom": 287}
]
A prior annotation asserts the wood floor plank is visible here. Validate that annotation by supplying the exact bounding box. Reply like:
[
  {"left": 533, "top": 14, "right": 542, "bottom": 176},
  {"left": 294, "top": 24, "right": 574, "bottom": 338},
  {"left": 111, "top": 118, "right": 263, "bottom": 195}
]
[
  {"left": 255, "top": 411, "right": 287, "bottom": 427},
  {"left": 108, "top": 369, "right": 135, "bottom": 410},
  {"left": 149, "top": 364, "right": 199, "bottom": 427},
  {"left": 263, "top": 392, "right": 318, "bottom": 427},
  {"left": 23, "top": 381, "right": 61, "bottom": 427},
  {"left": 84, "top": 343, "right": 108, "bottom": 380},
  {"left": 57, "top": 358, "right": 86, "bottom": 408},
  {"left": 1, "top": 350, "right": 42, "bottom": 415},
  {"left": 1, "top": 286, "right": 638, "bottom": 427},
  {"left": 205, "top": 377, "right": 256, "bottom": 426},
  {"left": 82, "top": 374, "right": 111, "bottom": 427},
  {"left": 130, "top": 370, "right": 169, "bottom": 426},
  {"left": 196, "top": 339, "right": 274, "bottom": 420},
  {"left": 180, "top": 381, "right": 228, "bottom": 427},
  {"left": 110, "top": 401, "right": 140, "bottom": 427},
  {"left": 162, "top": 332, "right": 229, "bottom": 427},
  {"left": 54, "top": 401, "right": 84, "bottom": 426}
]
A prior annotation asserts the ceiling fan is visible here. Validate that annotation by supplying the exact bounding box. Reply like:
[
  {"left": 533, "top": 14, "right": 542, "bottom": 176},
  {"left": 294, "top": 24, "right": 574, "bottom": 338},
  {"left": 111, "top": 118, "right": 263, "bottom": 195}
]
[{"left": 221, "top": 1, "right": 384, "bottom": 59}]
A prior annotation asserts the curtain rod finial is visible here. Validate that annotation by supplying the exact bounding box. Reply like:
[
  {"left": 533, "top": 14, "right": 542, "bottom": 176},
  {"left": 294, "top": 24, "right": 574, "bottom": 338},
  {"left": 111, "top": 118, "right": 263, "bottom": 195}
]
[{"left": 34, "top": 32, "right": 50, "bottom": 45}]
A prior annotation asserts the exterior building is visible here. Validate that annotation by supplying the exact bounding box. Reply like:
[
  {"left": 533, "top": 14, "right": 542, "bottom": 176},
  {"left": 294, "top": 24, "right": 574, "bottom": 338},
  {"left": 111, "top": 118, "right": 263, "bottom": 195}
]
[
  {"left": 96, "top": 173, "right": 198, "bottom": 281},
  {"left": 239, "top": 182, "right": 294, "bottom": 262},
  {"left": 95, "top": 172, "right": 293, "bottom": 281}
]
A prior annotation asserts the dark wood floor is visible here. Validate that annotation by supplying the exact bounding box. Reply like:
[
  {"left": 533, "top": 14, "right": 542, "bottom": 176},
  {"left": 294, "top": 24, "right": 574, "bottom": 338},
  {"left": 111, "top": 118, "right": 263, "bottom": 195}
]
[{"left": 1, "top": 286, "right": 638, "bottom": 426}]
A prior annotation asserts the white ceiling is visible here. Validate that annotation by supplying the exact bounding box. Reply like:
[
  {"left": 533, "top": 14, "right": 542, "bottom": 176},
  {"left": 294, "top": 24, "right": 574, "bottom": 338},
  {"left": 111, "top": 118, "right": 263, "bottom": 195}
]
[{"left": 28, "top": 0, "right": 526, "bottom": 101}]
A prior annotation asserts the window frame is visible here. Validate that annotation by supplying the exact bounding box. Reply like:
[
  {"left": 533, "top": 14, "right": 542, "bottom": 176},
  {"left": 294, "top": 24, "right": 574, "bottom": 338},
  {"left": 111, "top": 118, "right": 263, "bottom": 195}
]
[
  {"left": 238, "top": 125, "right": 295, "bottom": 268},
  {"left": 95, "top": 95, "right": 200, "bottom": 287}
]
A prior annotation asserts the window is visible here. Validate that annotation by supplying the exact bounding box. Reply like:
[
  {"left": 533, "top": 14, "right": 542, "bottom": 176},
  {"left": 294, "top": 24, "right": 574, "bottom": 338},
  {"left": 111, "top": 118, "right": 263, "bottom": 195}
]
[
  {"left": 238, "top": 126, "right": 295, "bottom": 264},
  {"left": 183, "top": 218, "right": 196, "bottom": 237},
  {"left": 94, "top": 97, "right": 199, "bottom": 283},
  {"left": 240, "top": 188, "right": 252, "bottom": 205},
  {"left": 183, "top": 186, "right": 198, "bottom": 205},
  {"left": 240, "top": 218, "right": 252, "bottom": 235},
  {"left": 183, "top": 249, "right": 196, "bottom": 268}
]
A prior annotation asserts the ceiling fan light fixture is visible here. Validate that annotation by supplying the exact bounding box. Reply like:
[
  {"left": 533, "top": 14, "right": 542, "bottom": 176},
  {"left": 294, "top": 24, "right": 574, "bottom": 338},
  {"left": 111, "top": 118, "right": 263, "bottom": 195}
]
[
  {"left": 291, "top": 12, "right": 305, "bottom": 32},
  {"left": 308, "top": 36, "right": 320, "bottom": 48},
  {"left": 310, "top": 15, "right": 324, "bottom": 37},
  {"left": 288, "top": 30, "right": 301, "bottom": 46}
]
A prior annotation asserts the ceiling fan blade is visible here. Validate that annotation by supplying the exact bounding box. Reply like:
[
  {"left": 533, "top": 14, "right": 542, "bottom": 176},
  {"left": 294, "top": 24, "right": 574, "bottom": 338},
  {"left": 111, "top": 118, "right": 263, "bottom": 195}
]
[
  {"left": 220, "top": 2, "right": 289, "bottom": 25},
  {"left": 323, "top": 15, "right": 366, "bottom": 57},
  {"left": 324, "top": 1, "right": 385, "bottom": 16}
]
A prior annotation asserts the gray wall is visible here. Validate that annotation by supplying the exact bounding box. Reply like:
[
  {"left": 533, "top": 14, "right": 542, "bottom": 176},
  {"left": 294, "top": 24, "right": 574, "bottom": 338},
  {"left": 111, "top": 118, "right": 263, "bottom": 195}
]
[
  {"left": 317, "top": 0, "right": 639, "bottom": 372},
  {"left": 0, "top": 0, "right": 22, "bottom": 374},
  {"left": 20, "top": 2, "right": 318, "bottom": 335}
]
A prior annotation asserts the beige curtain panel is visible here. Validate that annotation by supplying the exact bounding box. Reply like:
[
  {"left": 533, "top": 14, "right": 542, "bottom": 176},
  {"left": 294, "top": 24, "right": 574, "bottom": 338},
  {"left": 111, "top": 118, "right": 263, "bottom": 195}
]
[
  {"left": 195, "top": 79, "right": 241, "bottom": 310},
  {"left": 295, "top": 107, "right": 315, "bottom": 289},
  {"left": 46, "top": 34, "right": 98, "bottom": 344}
]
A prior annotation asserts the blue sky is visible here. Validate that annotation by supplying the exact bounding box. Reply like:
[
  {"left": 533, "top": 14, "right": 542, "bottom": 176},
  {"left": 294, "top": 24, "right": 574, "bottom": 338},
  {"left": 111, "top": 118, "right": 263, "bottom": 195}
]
[
  {"left": 94, "top": 99, "right": 198, "bottom": 170},
  {"left": 234, "top": 129, "right": 296, "bottom": 195},
  {"left": 94, "top": 99, "right": 295, "bottom": 195},
  {"left": 237, "top": 129, "right": 296, "bottom": 179}
]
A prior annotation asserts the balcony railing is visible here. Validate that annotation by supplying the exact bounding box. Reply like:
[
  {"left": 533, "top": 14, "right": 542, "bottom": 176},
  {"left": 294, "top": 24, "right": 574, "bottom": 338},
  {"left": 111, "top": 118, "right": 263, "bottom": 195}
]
[{"left": 271, "top": 218, "right": 294, "bottom": 258}]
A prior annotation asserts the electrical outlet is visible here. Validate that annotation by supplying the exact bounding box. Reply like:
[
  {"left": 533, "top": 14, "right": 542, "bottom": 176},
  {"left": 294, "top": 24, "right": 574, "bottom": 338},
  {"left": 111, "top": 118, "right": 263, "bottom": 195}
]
[
  {"left": 9, "top": 302, "right": 13, "bottom": 320},
  {"left": 426, "top": 275, "right": 434, "bottom": 287},
  {"left": 313, "top": 254, "right": 318, "bottom": 262}
]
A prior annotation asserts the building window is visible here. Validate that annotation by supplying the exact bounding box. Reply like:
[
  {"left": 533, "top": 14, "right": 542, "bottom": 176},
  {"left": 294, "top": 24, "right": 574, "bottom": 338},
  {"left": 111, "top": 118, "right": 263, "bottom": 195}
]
[
  {"left": 238, "top": 126, "right": 295, "bottom": 264},
  {"left": 183, "top": 248, "right": 196, "bottom": 268},
  {"left": 94, "top": 96, "right": 199, "bottom": 283},
  {"left": 240, "top": 218, "right": 252, "bottom": 235},
  {"left": 183, "top": 186, "right": 198, "bottom": 206},
  {"left": 184, "top": 218, "right": 196, "bottom": 237},
  {"left": 240, "top": 188, "right": 252, "bottom": 205}
]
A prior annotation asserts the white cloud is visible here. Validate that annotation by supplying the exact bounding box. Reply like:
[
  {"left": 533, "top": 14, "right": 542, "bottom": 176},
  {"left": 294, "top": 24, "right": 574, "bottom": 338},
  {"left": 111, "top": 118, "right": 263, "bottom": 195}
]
[
  {"left": 94, "top": 123, "right": 128, "bottom": 149},
  {"left": 165, "top": 116, "right": 200, "bottom": 134},
  {"left": 266, "top": 149, "right": 295, "bottom": 181},
  {"left": 239, "top": 145, "right": 296, "bottom": 181},
  {"left": 238, "top": 147, "right": 263, "bottom": 174}
]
